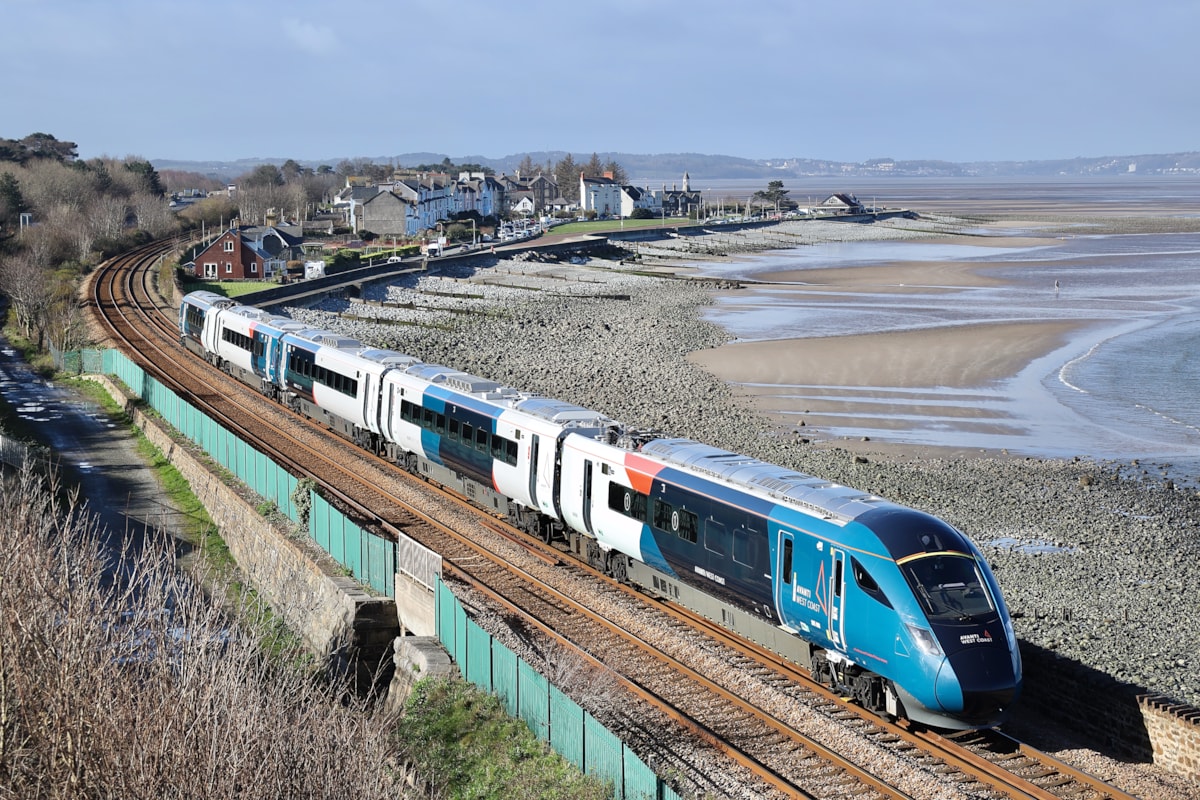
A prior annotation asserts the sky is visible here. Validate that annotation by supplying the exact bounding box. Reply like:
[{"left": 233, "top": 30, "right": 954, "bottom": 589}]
[{"left": 2, "top": 0, "right": 1197, "bottom": 167}]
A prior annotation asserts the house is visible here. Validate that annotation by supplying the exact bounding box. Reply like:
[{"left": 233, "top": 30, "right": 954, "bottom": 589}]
[
  {"left": 190, "top": 223, "right": 303, "bottom": 280},
  {"left": 658, "top": 172, "right": 702, "bottom": 217},
  {"left": 359, "top": 190, "right": 412, "bottom": 238},
  {"left": 579, "top": 172, "right": 623, "bottom": 217},
  {"left": 817, "top": 193, "right": 865, "bottom": 214},
  {"left": 333, "top": 183, "right": 381, "bottom": 231}
]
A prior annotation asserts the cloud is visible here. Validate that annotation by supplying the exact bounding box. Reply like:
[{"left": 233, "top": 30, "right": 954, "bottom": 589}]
[{"left": 282, "top": 19, "right": 338, "bottom": 55}]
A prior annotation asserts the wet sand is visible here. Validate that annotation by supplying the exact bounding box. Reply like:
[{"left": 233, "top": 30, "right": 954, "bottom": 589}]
[
  {"left": 680, "top": 225, "right": 1094, "bottom": 456},
  {"left": 687, "top": 319, "right": 1084, "bottom": 391}
]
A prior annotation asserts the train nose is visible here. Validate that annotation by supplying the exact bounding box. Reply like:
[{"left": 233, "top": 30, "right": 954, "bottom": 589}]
[{"left": 935, "top": 647, "right": 1020, "bottom": 727}]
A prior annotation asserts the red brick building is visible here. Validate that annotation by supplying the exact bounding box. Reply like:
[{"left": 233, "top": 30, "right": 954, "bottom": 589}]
[{"left": 189, "top": 224, "right": 304, "bottom": 280}]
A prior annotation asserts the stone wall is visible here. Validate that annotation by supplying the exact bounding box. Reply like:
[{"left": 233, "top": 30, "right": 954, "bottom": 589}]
[
  {"left": 1020, "top": 641, "right": 1200, "bottom": 780},
  {"left": 1140, "top": 695, "right": 1200, "bottom": 784},
  {"left": 88, "top": 375, "right": 401, "bottom": 690}
]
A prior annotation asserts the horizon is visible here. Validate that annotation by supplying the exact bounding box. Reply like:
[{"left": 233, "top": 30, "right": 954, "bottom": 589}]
[{"left": 4, "top": 2, "right": 1196, "bottom": 165}]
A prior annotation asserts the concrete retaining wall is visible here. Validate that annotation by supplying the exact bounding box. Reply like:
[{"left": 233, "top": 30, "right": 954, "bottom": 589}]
[{"left": 88, "top": 375, "right": 401, "bottom": 690}]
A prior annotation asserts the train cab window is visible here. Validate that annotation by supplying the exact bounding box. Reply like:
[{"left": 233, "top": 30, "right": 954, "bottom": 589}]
[
  {"left": 852, "top": 557, "right": 892, "bottom": 608},
  {"left": 901, "top": 554, "right": 994, "bottom": 620},
  {"left": 704, "top": 520, "right": 727, "bottom": 556}
]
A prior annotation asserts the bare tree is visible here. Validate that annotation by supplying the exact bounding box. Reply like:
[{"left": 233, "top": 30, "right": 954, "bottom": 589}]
[
  {"left": 89, "top": 192, "right": 129, "bottom": 242},
  {"left": 0, "top": 246, "right": 55, "bottom": 348},
  {"left": 131, "top": 190, "right": 178, "bottom": 238}
]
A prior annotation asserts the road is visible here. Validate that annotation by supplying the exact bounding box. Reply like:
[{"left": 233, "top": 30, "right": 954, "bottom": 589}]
[{"left": 0, "top": 336, "right": 185, "bottom": 551}]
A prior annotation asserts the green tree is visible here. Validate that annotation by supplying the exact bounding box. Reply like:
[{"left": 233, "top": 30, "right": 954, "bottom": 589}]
[
  {"left": 602, "top": 159, "right": 628, "bottom": 185},
  {"left": 19, "top": 133, "right": 79, "bottom": 163},
  {"left": 583, "top": 152, "right": 604, "bottom": 178},
  {"left": 0, "top": 171, "right": 28, "bottom": 227},
  {"left": 124, "top": 159, "right": 165, "bottom": 197},
  {"left": 281, "top": 159, "right": 306, "bottom": 182},
  {"left": 753, "top": 179, "right": 792, "bottom": 211},
  {"left": 553, "top": 153, "right": 579, "bottom": 204},
  {"left": 243, "top": 164, "right": 285, "bottom": 188}
]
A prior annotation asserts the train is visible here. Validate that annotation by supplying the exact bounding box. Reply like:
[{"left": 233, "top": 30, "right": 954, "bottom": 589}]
[{"left": 179, "top": 289, "right": 1022, "bottom": 729}]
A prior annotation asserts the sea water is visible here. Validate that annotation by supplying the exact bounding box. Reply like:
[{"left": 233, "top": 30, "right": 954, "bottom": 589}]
[{"left": 684, "top": 215, "right": 1200, "bottom": 480}]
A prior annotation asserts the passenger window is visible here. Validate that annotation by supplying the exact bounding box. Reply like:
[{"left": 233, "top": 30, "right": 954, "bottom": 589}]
[
  {"left": 782, "top": 539, "right": 793, "bottom": 584},
  {"left": 677, "top": 509, "right": 698, "bottom": 544},
  {"left": 475, "top": 427, "right": 488, "bottom": 452},
  {"left": 448, "top": 418, "right": 459, "bottom": 440},
  {"left": 652, "top": 499, "right": 674, "bottom": 532},
  {"left": 462, "top": 423, "right": 473, "bottom": 444}
]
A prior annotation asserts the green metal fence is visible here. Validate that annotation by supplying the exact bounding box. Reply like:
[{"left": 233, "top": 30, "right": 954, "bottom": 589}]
[
  {"left": 100, "top": 349, "right": 396, "bottom": 596},
  {"left": 435, "top": 577, "right": 681, "bottom": 800}
]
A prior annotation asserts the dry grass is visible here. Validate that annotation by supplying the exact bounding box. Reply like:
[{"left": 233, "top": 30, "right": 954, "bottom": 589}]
[{"left": 0, "top": 463, "right": 403, "bottom": 799}]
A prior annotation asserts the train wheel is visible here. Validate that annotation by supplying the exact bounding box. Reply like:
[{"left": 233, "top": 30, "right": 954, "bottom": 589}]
[{"left": 608, "top": 554, "right": 628, "bottom": 583}]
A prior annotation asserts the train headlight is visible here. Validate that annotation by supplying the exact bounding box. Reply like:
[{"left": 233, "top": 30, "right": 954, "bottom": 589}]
[{"left": 907, "top": 624, "right": 942, "bottom": 657}]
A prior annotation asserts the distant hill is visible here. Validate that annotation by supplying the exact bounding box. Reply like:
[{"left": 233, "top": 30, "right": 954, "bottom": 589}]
[{"left": 151, "top": 151, "right": 1200, "bottom": 183}]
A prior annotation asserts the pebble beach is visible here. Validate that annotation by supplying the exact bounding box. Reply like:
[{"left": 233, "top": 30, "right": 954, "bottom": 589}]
[{"left": 278, "top": 215, "right": 1200, "bottom": 722}]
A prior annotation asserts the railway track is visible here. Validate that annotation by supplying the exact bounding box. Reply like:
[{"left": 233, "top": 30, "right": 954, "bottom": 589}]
[{"left": 85, "top": 240, "right": 1149, "bottom": 800}]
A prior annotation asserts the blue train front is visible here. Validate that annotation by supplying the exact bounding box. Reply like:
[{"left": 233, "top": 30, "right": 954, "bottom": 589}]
[
  {"left": 577, "top": 437, "right": 1022, "bottom": 730},
  {"left": 775, "top": 505, "right": 1022, "bottom": 728}
]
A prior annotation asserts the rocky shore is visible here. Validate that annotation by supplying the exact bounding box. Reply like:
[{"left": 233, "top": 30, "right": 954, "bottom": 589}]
[{"left": 278, "top": 216, "right": 1200, "bottom": 718}]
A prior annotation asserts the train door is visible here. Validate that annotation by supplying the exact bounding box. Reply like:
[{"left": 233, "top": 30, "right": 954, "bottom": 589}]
[
  {"left": 828, "top": 548, "right": 847, "bottom": 650},
  {"left": 527, "top": 434, "right": 540, "bottom": 508},
  {"left": 581, "top": 460, "right": 594, "bottom": 536},
  {"left": 774, "top": 530, "right": 795, "bottom": 627}
]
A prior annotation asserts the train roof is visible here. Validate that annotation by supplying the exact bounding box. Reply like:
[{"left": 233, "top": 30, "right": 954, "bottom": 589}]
[
  {"left": 406, "top": 363, "right": 524, "bottom": 401},
  {"left": 182, "top": 291, "right": 235, "bottom": 311},
  {"left": 226, "top": 306, "right": 306, "bottom": 332},
  {"left": 514, "top": 396, "right": 617, "bottom": 429},
  {"left": 284, "top": 329, "right": 364, "bottom": 350},
  {"left": 358, "top": 348, "right": 420, "bottom": 367},
  {"left": 639, "top": 438, "right": 889, "bottom": 524}
]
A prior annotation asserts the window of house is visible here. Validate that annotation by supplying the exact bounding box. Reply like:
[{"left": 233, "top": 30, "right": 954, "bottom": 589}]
[
  {"left": 250, "top": 263, "right": 257, "bottom": 274},
  {"left": 224, "top": 240, "right": 234, "bottom": 252},
  {"left": 225, "top": 263, "right": 232, "bottom": 273}
]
